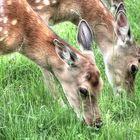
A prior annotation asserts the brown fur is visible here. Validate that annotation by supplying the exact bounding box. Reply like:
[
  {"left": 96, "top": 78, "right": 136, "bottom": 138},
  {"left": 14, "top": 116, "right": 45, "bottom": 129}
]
[
  {"left": 0, "top": 0, "right": 103, "bottom": 127},
  {"left": 28, "top": 0, "right": 140, "bottom": 95}
]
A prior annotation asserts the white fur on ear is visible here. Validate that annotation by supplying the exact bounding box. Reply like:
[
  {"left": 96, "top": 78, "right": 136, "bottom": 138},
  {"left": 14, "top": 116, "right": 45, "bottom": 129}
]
[
  {"left": 115, "top": 2, "right": 131, "bottom": 43},
  {"left": 53, "top": 39, "right": 78, "bottom": 67},
  {"left": 115, "top": 11, "right": 131, "bottom": 43}
]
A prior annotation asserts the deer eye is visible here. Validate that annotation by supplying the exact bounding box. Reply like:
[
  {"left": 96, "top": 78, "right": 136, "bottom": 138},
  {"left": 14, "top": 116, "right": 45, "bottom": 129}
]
[
  {"left": 85, "top": 72, "right": 91, "bottom": 80},
  {"left": 138, "top": 59, "right": 140, "bottom": 63},
  {"left": 130, "top": 64, "right": 138, "bottom": 75},
  {"left": 79, "top": 87, "right": 89, "bottom": 98}
]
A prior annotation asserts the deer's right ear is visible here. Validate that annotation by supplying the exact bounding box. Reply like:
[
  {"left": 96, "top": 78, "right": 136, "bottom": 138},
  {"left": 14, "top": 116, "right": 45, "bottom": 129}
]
[
  {"left": 53, "top": 39, "right": 78, "bottom": 66},
  {"left": 77, "top": 20, "right": 94, "bottom": 52},
  {"left": 115, "top": 2, "right": 131, "bottom": 42}
]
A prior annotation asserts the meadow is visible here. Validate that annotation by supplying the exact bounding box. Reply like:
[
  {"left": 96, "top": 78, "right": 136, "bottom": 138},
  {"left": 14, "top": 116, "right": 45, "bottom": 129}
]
[{"left": 0, "top": 0, "right": 140, "bottom": 139}]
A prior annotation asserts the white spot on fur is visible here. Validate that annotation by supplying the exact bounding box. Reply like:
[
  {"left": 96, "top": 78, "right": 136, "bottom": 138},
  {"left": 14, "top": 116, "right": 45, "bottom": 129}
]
[
  {"left": 11, "top": 19, "right": 17, "bottom": 25},
  {"left": 37, "top": 5, "right": 44, "bottom": 10},
  {"left": 4, "top": 30, "right": 8, "bottom": 35},
  {"left": 51, "top": 0, "right": 57, "bottom": 4},
  {"left": 35, "top": 0, "right": 41, "bottom": 3},
  {"left": 0, "top": 27, "right": 3, "bottom": 32},
  {"left": 7, "top": 0, "right": 12, "bottom": 5},
  {"left": 3, "top": 17, "right": 8, "bottom": 24},
  {"left": 43, "top": 0, "right": 50, "bottom": 5},
  {"left": 104, "top": 9, "right": 107, "bottom": 14},
  {"left": 0, "top": 37, "right": 5, "bottom": 41},
  {"left": 19, "top": 0, "right": 21, "bottom": 4},
  {"left": 26, "top": 7, "right": 31, "bottom": 12},
  {"left": 0, "top": 18, "right": 3, "bottom": 22},
  {"left": 37, "top": 20, "right": 41, "bottom": 24},
  {"left": 0, "top": 7, "right": 4, "bottom": 13}
]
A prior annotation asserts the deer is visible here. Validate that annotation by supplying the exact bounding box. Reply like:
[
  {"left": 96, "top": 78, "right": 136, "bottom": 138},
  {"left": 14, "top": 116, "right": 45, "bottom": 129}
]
[
  {"left": 0, "top": 0, "right": 103, "bottom": 127},
  {"left": 28, "top": 0, "right": 140, "bottom": 96}
]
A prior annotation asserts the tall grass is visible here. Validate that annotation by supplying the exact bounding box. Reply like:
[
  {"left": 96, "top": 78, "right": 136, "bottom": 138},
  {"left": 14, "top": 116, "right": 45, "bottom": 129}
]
[{"left": 0, "top": 0, "right": 140, "bottom": 139}]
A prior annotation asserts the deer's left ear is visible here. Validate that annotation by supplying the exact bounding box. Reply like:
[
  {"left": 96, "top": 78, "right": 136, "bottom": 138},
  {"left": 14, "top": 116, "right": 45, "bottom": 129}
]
[
  {"left": 77, "top": 19, "right": 94, "bottom": 53},
  {"left": 115, "top": 2, "right": 131, "bottom": 41},
  {"left": 53, "top": 39, "right": 78, "bottom": 67}
]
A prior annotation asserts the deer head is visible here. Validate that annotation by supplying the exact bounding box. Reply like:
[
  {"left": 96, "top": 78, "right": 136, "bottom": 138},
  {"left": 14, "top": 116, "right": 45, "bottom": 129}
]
[
  {"left": 105, "top": 2, "right": 140, "bottom": 95},
  {"left": 0, "top": 0, "right": 103, "bottom": 127},
  {"left": 53, "top": 20, "right": 103, "bottom": 126},
  {"left": 28, "top": 0, "right": 140, "bottom": 96}
]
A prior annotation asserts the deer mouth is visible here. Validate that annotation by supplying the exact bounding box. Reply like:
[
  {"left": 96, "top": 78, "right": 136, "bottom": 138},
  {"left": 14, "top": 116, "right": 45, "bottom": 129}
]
[{"left": 84, "top": 117, "right": 103, "bottom": 128}]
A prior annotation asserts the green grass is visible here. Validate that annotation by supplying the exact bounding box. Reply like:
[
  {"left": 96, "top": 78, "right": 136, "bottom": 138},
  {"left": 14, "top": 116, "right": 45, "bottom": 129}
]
[{"left": 0, "top": 0, "right": 140, "bottom": 139}]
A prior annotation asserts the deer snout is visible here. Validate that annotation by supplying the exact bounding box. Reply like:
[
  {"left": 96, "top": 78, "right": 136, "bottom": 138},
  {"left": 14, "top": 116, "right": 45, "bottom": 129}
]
[
  {"left": 95, "top": 118, "right": 103, "bottom": 128},
  {"left": 84, "top": 117, "right": 102, "bottom": 128}
]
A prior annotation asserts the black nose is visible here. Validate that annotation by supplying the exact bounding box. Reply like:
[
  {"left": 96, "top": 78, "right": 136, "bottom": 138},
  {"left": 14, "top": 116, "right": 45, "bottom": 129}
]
[{"left": 95, "top": 118, "right": 103, "bottom": 129}]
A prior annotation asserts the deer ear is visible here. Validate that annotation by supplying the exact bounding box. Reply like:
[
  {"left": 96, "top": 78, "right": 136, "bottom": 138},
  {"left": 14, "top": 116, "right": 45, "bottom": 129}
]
[
  {"left": 53, "top": 39, "right": 78, "bottom": 66},
  {"left": 115, "top": 2, "right": 131, "bottom": 41},
  {"left": 77, "top": 19, "right": 94, "bottom": 52}
]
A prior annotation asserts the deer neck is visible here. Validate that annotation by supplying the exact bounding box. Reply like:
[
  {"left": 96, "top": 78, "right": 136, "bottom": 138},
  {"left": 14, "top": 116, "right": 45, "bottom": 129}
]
[{"left": 21, "top": 10, "right": 65, "bottom": 72}]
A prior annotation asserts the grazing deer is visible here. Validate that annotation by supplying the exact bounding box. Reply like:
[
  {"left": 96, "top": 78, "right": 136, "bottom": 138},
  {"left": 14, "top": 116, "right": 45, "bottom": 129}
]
[
  {"left": 28, "top": 0, "right": 140, "bottom": 95},
  {"left": 0, "top": 0, "right": 103, "bottom": 127}
]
